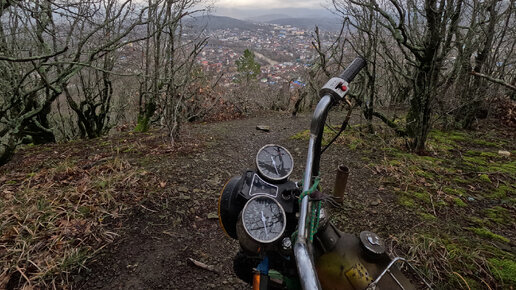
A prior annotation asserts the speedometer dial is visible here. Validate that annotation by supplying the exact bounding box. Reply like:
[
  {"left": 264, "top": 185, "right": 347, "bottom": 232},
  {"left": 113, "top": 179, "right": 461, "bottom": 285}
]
[
  {"left": 241, "top": 195, "right": 286, "bottom": 243},
  {"left": 256, "top": 144, "right": 294, "bottom": 181}
]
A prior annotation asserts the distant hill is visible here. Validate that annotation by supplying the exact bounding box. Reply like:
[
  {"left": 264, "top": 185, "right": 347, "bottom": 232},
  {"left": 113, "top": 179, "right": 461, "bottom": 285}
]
[
  {"left": 267, "top": 17, "right": 343, "bottom": 32},
  {"left": 185, "top": 14, "right": 343, "bottom": 33},
  {"left": 213, "top": 7, "right": 335, "bottom": 20},
  {"left": 186, "top": 15, "right": 261, "bottom": 31},
  {"left": 246, "top": 14, "right": 291, "bottom": 23}
]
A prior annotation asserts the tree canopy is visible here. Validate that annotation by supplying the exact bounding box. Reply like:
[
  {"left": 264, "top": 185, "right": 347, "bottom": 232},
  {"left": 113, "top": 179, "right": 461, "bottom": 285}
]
[{"left": 235, "top": 49, "right": 261, "bottom": 84}]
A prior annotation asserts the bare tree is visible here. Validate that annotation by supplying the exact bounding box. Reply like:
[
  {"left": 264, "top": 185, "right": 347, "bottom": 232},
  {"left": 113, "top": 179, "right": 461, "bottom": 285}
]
[
  {"left": 0, "top": 0, "right": 149, "bottom": 165},
  {"left": 334, "top": 0, "right": 463, "bottom": 152},
  {"left": 135, "top": 0, "right": 208, "bottom": 145},
  {"left": 333, "top": 0, "right": 516, "bottom": 149},
  {"left": 446, "top": 0, "right": 516, "bottom": 128}
]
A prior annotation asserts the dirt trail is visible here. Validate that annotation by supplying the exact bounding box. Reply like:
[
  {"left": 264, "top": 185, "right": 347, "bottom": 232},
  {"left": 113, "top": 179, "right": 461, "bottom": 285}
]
[{"left": 76, "top": 111, "right": 387, "bottom": 289}]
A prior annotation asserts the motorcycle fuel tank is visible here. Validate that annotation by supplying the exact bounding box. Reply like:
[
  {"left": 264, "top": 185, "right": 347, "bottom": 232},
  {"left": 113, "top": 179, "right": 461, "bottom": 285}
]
[{"left": 314, "top": 222, "right": 415, "bottom": 290}]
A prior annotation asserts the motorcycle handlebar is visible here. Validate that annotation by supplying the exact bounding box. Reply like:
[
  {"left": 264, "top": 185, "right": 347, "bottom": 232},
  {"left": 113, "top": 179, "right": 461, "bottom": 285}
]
[{"left": 338, "top": 57, "right": 366, "bottom": 83}]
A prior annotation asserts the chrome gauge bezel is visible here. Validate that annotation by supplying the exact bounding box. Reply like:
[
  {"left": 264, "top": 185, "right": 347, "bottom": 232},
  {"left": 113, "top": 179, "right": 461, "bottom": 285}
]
[
  {"left": 241, "top": 195, "right": 287, "bottom": 244},
  {"left": 255, "top": 144, "right": 294, "bottom": 182}
]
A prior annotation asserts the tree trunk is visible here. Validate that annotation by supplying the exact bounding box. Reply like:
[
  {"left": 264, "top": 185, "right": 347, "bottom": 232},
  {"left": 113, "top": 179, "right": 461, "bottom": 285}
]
[
  {"left": 0, "top": 138, "right": 16, "bottom": 166},
  {"left": 21, "top": 103, "right": 56, "bottom": 144}
]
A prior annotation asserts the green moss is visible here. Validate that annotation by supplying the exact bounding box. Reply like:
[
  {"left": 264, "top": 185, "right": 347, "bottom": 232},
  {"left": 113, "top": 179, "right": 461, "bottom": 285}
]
[
  {"left": 134, "top": 115, "right": 150, "bottom": 132},
  {"left": 444, "top": 187, "right": 466, "bottom": 196},
  {"left": 471, "top": 139, "right": 499, "bottom": 147},
  {"left": 413, "top": 191, "right": 431, "bottom": 203},
  {"left": 487, "top": 161, "right": 516, "bottom": 175},
  {"left": 463, "top": 156, "right": 488, "bottom": 166},
  {"left": 466, "top": 150, "right": 501, "bottom": 159},
  {"left": 5, "top": 180, "right": 17, "bottom": 185},
  {"left": 393, "top": 151, "right": 417, "bottom": 160},
  {"left": 463, "top": 157, "right": 489, "bottom": 171},
  {"left": 449, "top": 132, "right": 468, "bottom": 142},
  {"left": 415, "top": 170, "right": 434, "bottom": 179},
  {"left": 388, "top": 159, "right": 402, "bottom": 166},
  {"left": 381, "top": 146, "right": 400, "bottom": 153},
  {"left": 290, "top": 126, "right": 337, "bottom": 146},
  {"left": 420, "top": 155, "right": 440, "bottom": 163},
  {"left": 441, "top": 166, "right": 458, "bottom": 174},
  {"left": 348, "top": 139, "right": 362, "bottom": 150},
  {"left": 479, "top": 174, "right": 492, "bottom": 183},
  {"left": 484, "top": 206, "right": 510, "bottom": 225},
  {"left": 453, "top": 177, "right": 471, "bottom": 184},
  {"left": 468, "top": 216, "right": 486, "bottom": 226},
  {"left": 419, "top": 212, "right": 437, "bottom": 220},
  {"left": 490, "top": 185, "right": 515, "bottom": 199},
  {"left": 429, "top": 130, "right": 468, "bottom": 146},
  {"left": 480, "top": 152, "right": 500, "bottom": 158},
  {"left": 467, "top": 227, "right": 510, "bottom": 243},
  {"left": 489, "top": 258, "right": 516, "bottom": 286},
  {"left": 399, "top": 195, "right": 416, "bottom": 208},
  {"left": 490, "top": 187, "right": 507, "bottom": 199},
  {"left": 453, "top": 198, "right": 468, "bottom": 207},
  {"left": 291, "top": 129, "right": 310, "bottom": 140},
  {"left": 465, "top": 150, "right": 480, "bottom": 156}
]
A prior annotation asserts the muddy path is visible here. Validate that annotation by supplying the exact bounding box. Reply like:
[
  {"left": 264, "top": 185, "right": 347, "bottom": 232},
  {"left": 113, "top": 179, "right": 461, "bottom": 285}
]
[{"left": 76, "top": 111, "right": 401, "bottom": 289}]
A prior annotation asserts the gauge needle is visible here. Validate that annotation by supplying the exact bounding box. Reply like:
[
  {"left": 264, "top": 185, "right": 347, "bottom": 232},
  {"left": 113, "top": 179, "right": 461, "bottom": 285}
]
[
  {"left": 261, "top": 211, "right": 268, "bottom": 237},
  {"left": 271, "top": 156, "right": 279, "bottom": 175}
]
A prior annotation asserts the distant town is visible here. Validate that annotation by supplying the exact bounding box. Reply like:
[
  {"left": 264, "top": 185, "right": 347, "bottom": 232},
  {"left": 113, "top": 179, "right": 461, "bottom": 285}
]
[{"left": 190, "top": 16, "right": 339, "bottom": 88}]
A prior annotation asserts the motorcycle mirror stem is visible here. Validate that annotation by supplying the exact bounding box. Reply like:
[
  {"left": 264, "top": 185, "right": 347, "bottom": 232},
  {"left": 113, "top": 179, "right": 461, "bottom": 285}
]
[{"left": 295, "top": 57, "right": 366, "bottom": 290}]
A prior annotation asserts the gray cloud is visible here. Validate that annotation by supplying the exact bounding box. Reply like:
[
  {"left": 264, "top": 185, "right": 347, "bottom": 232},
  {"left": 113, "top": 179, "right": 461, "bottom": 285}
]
[{"left": 217, "top": 0, "right": 325, "bottom": 9}]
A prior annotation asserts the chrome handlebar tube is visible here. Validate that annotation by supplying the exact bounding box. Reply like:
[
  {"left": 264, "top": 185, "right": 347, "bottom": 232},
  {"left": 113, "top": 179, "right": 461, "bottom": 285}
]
[
  {"left": 294, "top": 57, "right": 366, "bottom": 289},
  {"left": 295, "top": 95, "right": 334, "bottom": 290}
]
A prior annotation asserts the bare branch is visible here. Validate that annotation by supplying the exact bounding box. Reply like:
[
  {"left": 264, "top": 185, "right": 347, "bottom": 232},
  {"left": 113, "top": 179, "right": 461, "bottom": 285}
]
[{"left": 471, "top": 71, "right": 516, "bottom": 91}]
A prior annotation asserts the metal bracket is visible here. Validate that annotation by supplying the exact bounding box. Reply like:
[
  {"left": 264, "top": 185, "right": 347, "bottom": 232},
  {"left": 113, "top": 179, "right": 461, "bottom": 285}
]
[
  {"left": 366, "top": 257, "right": 433, "bottom": 290},
  {"left": 319, "top": 77, "right": 349, "bottom": 100}
]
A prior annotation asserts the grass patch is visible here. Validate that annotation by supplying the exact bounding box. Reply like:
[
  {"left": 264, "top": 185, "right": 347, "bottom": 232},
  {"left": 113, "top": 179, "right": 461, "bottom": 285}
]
[
  {"left": 453, "top": 197, "right": 468, "bottom": 207},
  {"left": 413, "top": 191, "right": 431, "bottom": 203},
  {"left": 399, "top": 195, "right": 416, "bottom": 208},
  {"left": 443, "top": 187, "right": 466, "bottom": 196},
  {"left": 484, "top": 206, "right": 511, "bottom": 225},
  {"left": 471, "top": 139, "right": 500, "bottom": 147},
  {"left": 487, "top": 161, "right": 516, "bottom": 175},
  {"left": 490, "top": 185, "right": 515, "bottom": 199},
  {"left": 419, "top": 212, "right": 437, "bottom": 220},
  {"left": 0, "top": 156, "right": 155, "bottom": 288},
  {"left": 489, "top": 258, "right": 516, "bottom": 286},
  {"left": 290, "top": 129, "right": 310, "bottom": 140},
  {"left": 467, "top": 227, "right": 510, "bottom": 243},
  {"left": 290, "top": 125, "right": 343, "bottom": 147},
  {"left": 479, "top": 174, "right": 492, "bottom": 183}
]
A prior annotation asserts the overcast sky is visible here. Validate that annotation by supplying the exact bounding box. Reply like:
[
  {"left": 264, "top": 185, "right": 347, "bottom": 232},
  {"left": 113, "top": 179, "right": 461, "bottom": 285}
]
[{"left": 216, "top": 0, "right": 325, "bottom": 9}]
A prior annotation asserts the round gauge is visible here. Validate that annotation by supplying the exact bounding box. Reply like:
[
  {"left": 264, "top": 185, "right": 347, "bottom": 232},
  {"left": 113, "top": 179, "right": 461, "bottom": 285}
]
[
  {"left": 241, "top": 195, "right": 286, "bottom": 243},
  {"left": 256, "top": 144, "right": 294, "bottom": 181}
]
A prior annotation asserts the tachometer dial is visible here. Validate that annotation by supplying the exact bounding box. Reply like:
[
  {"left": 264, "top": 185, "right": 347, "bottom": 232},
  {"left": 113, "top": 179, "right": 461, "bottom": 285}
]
[
  {"left": 241, "top": 195, "right": 286, "bottom": 243},
  {"left": 256, "top": 144, "right": 294, "bottom": 181}
]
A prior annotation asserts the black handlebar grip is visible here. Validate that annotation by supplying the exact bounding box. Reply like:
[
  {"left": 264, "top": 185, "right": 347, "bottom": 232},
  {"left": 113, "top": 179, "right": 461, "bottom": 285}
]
[{"left": 339, "top": 57, "right": 366, "bottom": 83}]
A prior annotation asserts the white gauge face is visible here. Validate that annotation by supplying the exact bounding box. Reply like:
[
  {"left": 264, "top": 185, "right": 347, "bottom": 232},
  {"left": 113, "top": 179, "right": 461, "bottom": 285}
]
[
  {"left": 256, "top": 144, "right": 294, "bottom": 181},
  {"left": 241, "top": 195, "right": 286, "bottom": 243}
]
